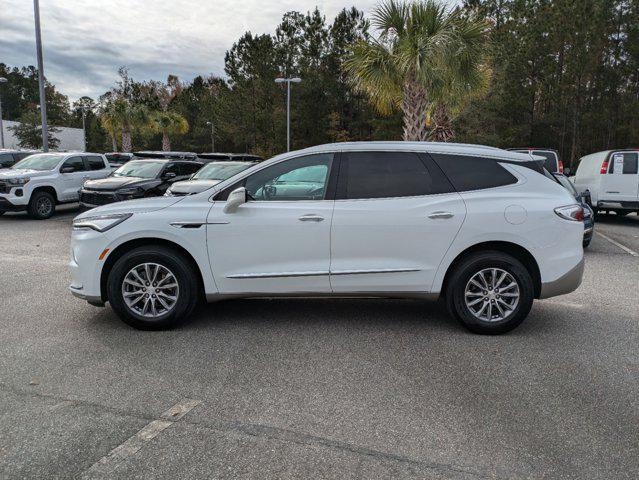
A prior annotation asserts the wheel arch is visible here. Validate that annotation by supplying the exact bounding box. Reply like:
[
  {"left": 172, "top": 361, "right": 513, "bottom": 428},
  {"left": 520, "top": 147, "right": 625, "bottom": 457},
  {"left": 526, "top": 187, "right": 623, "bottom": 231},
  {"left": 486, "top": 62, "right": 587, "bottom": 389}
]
[
  {"left": 31, "top": 185, "right": 59, "bottom": 203},
  {"left": 100, "top": 238, "right": 206, "bottom": 303},
  {"left": 441, "top": 241, "right": 542, "bottom": 299}
]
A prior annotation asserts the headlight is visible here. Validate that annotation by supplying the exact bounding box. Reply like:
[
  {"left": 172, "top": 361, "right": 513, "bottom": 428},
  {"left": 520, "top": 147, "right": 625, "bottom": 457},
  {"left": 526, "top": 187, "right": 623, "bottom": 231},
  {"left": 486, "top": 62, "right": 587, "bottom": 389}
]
[
  {"left": 117, "top": 188, "right": 142, "bottom": 196},
  {"left": 73, "top": 213, "right": 132, "bottom": 232},
  {"left": 8, "top": 177, "right": 30, "bottom": 185}
]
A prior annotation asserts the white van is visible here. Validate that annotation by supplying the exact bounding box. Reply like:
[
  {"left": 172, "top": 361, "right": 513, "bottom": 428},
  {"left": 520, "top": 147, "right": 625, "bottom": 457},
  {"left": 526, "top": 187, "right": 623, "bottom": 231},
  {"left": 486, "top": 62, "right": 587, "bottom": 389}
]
[{"left": 573, "top": 150, "right": 639, "bottom": 215}]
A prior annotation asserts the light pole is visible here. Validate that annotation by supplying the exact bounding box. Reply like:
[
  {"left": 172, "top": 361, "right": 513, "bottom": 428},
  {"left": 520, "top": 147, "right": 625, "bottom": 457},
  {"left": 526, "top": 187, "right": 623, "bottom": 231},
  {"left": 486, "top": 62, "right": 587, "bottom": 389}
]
[
  {"left": 206, "top": 121, "right": 215, "bottom": 152},
  {"left": 81, "top": 106, "right": 87, "bottom": 151},
  {"left": 0, "top": 77, "right": 7, "bottom": 149},
  {"left": 33, "top": 0, "right": 48, "bottom": 152},
  {"left": 275, "top": 77, "right": 301, "bottom": 152}
]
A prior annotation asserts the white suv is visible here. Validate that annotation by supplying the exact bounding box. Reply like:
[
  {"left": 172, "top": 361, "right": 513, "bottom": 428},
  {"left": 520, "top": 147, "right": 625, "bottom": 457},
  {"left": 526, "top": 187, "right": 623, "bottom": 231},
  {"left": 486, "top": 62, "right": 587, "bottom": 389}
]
[
  {"left": 0, "top": 152, "right": 111, "bottom": 219},
  {"left": 69, "top": 142, "right": 585, "bottom": 334}
]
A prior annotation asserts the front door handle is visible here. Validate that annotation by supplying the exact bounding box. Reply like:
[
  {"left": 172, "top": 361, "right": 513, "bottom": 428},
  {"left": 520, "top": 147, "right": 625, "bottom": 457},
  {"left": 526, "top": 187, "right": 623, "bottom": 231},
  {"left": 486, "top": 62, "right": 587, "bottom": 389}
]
[
  {"left": 428, "top": 211, "right": 454, "bottom": 219},
  {"left": 299, "top": 214, "right": 324, "bottom": 222}
]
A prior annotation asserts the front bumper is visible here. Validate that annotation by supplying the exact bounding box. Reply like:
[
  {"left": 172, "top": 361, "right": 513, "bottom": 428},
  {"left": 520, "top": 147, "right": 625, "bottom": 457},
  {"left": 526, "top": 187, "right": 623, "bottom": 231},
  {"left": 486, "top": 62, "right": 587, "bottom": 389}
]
[
  {"left": 69, "top": 227, "right": 110, "bottom": 305},
  {"left": 0, "top": 197, "right": 27, "bottom": 212},
  {"left": 539, "top": 257, "right": 585, "bottom": 299}
]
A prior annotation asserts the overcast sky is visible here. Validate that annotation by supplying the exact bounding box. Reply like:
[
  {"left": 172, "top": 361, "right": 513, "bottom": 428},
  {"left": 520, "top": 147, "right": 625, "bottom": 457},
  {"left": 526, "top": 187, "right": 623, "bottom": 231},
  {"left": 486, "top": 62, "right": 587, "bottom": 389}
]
[{"left": 1, "top": 0, "right": 457, "bottom": 101}]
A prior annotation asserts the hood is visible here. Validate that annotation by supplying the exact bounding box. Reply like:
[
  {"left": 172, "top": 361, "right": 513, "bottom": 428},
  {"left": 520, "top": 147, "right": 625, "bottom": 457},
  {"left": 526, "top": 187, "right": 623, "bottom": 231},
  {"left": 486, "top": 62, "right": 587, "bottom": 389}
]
[
  {"left": 0, "top": 169, "right": 51, "bottom": 180},
  {"left": 83, "top": 176, "right": 157, "bottom": 191},
  {"left": 74, "top": 196, "right": 185, "bottom": 220},
  {"left": 168, "top": 179, "right": 221, "bottom": 195}
]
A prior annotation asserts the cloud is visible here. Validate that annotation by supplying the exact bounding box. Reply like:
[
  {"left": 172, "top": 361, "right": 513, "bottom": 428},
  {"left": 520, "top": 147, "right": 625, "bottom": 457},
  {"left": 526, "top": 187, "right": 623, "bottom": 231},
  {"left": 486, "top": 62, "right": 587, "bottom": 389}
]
[{"left": 1, "top": 0, "right": 457, "bottom": 100}]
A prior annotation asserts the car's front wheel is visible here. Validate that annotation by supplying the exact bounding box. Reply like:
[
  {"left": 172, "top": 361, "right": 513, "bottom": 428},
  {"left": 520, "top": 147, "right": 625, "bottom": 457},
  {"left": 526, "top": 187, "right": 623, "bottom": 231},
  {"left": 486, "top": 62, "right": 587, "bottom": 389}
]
[
  {"left": 28, "top": 190, "right": 56, "bottom": 219},
  {"left": 446, "top": 251, "right": 534, "bottom": 334},
  {"left": 107, "top": 246, "right": 200, "bottom": 330}
]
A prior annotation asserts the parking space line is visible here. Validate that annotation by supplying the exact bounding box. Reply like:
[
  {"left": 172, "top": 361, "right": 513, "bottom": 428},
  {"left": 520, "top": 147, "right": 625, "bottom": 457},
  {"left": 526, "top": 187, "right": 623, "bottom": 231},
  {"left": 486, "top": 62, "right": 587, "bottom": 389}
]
[
  {"left": 80, "top": 399, "right": 201, "bottom": 479},
  {"left": 596, "top": 231, "right": 639, "bottom": 256}
]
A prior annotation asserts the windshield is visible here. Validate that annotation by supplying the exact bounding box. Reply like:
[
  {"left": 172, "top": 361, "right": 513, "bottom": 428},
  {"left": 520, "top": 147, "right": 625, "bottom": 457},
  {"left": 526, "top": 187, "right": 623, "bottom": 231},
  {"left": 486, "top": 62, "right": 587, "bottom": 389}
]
[
  {"left": 192, "top": 162, "right": 252, "bottom": 180},
  {"left": 112, "top": 160, "right": 164, "bottom": 179},
  {"left": 11, "top": 153, "right": 62, "bottom": 171}
]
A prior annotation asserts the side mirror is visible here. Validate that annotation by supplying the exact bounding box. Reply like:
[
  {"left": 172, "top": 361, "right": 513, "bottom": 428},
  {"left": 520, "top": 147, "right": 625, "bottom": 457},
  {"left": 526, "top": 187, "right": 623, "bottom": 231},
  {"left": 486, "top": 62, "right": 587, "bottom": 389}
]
[
  {"left": 60, "top": 165, "right": 75, "bottom": 173},
  {"left": 223, "top": 187, "right": 247, "bottom": 213},
  {"left": 163, "top": 172, "right": 177, "bottom": 180}
]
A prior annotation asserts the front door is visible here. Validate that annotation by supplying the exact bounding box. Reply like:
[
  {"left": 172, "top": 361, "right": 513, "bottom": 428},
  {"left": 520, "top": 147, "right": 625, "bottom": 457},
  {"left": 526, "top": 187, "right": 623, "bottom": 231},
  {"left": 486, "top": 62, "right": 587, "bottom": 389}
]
[
  {"left": 206, "top": 153, "right": 336, "bottom": 294},
  {"left": 330, "top": 151, "right": 466, "bottom": 293},
  {"left": 603, "top": 151, "right": 639, "bottom": 203},
  {"left": 59, "top": 155, "right": 89, "bottom": 201}
]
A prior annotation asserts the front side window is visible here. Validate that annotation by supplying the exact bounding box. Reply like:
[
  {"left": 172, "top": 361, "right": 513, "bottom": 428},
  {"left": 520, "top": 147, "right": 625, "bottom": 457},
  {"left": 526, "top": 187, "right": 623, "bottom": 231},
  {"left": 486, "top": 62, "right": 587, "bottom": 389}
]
[
  {"left": 0, "top": 153, "right": 14, "bottom": 167},
  {"left": 339, "top": 151, "right": 445, "bottom": 199},
  {"left": 430, "top": 154, "right": 518, "bottom": 192},
  {"left": 178, "top": 162, "right": 203, "bottom": 177},
  {"left": 112, "top": 161, "right": 164, "bottom": 179},
  {"left": 242, "top": 153, "right": 333, "bottom": 201},
  {"left": 12, "top": 153, "right": 63, "bottom": 171},
  {"left": 62, "top": 156, "right": 87, "bottom": 172}
]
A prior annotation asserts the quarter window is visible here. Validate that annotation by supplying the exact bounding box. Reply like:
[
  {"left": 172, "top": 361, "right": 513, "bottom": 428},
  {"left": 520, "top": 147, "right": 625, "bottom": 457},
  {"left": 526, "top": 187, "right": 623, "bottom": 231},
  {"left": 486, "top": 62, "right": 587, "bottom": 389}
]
[
  {"left": 430, "top": 154, "right": 518, "bottom": 192},
  {"left": 242, "top": 153, "right": 333, "bottom": 201},
  {"left": 339, "top": 151, "right": 446, "bottom": 199}
]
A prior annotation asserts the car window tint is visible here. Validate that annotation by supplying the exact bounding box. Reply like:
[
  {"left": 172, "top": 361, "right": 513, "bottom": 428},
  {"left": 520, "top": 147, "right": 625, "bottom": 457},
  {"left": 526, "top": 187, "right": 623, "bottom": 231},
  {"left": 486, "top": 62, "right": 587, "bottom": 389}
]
[
  {"left": 243, "top": 153, "right": 333, "bottom": 201},
  {"left": 340, "top": 151, "right": 439, "bottom": 199},
  {"left": 611, "top": 152, "right": 639, "bottom": 174},
  {"left": 430, "top": 154, "right": 518, "bottom": 192},
  {"left": 85, "top": 155, "right": 105, "bottom": 170},
  {"left": 0, "top": 153, "right": 14, "bottom": 167},
  {"left": 532, "top": 150, "right": 558, "bottom": 172},
  {"left": 62, "top": 156, "right": 87, "bottom": 172},
  {"left": 162, "top": 163, "right": 180, "bottom": 177},
  {"left": 179, "top": 162, "right": 202, "bottom": 176}
]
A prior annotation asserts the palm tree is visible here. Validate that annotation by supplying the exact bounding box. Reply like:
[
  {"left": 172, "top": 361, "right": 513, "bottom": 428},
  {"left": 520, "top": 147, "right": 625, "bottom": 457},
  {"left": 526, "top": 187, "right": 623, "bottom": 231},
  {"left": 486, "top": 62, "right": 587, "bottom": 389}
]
[
  {"left": 344, "top": 0, "right": 490, "bottom": 141},
  {"left": 149, "top": 111, "right": 189, "bottom": 151},
  {"left": 100, "top": 98, "right": 148, "bottom": 152}
]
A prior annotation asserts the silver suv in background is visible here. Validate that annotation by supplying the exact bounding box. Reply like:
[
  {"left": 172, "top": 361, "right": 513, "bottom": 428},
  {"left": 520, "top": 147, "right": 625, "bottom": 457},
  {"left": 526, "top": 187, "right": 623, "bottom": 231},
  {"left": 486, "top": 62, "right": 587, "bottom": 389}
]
[{"left": 0, "top": 152, "right": 110, "bottom": 219}]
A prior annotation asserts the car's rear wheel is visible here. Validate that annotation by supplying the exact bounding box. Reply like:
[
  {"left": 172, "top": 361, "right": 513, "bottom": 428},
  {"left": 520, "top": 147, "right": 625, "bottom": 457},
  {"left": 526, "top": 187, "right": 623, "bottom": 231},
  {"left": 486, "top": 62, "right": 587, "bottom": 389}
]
[
  {"left": 28, "top": 191, "right": 55, "bottom": 219},
  {"left": 446, "top": 251, "right": 534, "bottom": 334},
  {"left": 107, "top": 246, "right": 199, "bottom": 330}
]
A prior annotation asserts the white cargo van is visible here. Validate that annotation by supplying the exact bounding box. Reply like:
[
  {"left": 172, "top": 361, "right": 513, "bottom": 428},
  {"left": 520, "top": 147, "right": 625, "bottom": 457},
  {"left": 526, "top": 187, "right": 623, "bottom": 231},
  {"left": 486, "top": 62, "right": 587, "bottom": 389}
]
[{"left": 573, "top": 150, "right": 639, "bottom": 215}]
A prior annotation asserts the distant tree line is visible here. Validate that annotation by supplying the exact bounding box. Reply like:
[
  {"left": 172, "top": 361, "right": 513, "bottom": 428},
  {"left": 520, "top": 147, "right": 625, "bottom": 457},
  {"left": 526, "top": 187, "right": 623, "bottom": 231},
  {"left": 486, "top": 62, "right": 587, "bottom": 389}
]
[{"left": 1, "top": 0, "right": 638, "bottom": 166}]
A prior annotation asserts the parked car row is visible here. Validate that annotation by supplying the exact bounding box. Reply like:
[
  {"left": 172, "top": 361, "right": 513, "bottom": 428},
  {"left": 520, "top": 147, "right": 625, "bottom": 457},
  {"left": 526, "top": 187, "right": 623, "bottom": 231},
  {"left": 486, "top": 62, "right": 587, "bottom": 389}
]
[
  {"left": 69, "top": 141, "right": 587, "bottom": 334},
  {"left": 0, "top": 150, "right": 262, "bottom": 219}
]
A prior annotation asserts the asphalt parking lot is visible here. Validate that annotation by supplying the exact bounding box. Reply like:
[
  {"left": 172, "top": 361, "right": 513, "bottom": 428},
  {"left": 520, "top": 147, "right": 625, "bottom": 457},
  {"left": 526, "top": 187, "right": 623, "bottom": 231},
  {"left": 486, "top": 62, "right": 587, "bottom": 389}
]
[{"left": 0, "top": 206, "right": 638, "bottom": 479}]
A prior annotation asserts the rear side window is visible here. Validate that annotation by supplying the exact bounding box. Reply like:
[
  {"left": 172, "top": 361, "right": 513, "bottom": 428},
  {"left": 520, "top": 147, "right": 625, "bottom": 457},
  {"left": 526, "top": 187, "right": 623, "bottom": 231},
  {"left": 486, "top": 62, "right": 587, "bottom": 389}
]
[
  {"left": 609, "top": 152, "right": 638, "bottom": 174},
  {"left": 532, "top": 150, "right": 558, "bottom": 172},
  {"left": 338, "top": 151, "right": 451, "bottom": 199},
  {"left": 85, "top": 155, "right": 106, "bottom": 170},
  {"left": 430, "top": 154, "right": 518, "bottom": 192}
]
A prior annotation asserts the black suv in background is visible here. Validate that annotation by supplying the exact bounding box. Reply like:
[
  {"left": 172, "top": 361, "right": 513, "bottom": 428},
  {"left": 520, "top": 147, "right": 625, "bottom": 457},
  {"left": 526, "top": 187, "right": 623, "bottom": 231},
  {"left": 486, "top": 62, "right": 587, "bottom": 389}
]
[
  {"left": 0, "top": 149, "right": 39, "bottom": 169},
  {"left": 133, "top": 151, "right": 199, "bottom": 161},
  {"left": 105, "top": 152, "right": 134, "bottom": 168},
  {"left": 79, "top": 158, "right": 202, "bottom": 208}
]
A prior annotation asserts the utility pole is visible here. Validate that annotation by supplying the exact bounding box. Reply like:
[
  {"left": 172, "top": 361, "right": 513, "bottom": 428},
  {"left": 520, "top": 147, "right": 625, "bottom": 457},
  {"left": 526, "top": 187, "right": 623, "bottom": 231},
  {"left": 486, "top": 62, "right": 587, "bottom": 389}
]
[
  {"left": 81, "top": 107, "right": 87, "bottom": 151},
  {"left": 0, "top": 77, "right": 7, "bottom": 149},
  {"left": 274, "top": 77, "right": 301, "bottom": 152},
  {"left": 206, "top": 121, "right": 215, "bottom": 152},
  {"left": 33, "top": 0, "right": 49, "bottom": 151}
]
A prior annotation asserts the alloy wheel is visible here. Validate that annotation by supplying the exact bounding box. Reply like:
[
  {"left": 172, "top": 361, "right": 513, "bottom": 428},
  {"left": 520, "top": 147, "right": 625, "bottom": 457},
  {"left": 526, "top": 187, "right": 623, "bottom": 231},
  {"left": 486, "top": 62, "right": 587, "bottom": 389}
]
[
  {"left": 464, "top": 268, "right": 520, "bottom": 322},
  {"left": 121, "top": 263, "right": 179, "bottom": 318},
  {"left": 36, "top": 197, "right": 53, "bottom": 217}
]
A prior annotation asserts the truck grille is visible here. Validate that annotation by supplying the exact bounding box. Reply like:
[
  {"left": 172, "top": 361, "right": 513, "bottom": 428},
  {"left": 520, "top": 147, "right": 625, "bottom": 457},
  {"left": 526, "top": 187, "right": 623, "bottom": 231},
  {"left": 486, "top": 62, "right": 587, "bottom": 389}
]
[
  {"left": 0, "top": 181, "right": 10, "bottom": 194},
  {"left": 80, "top": 190, "right": 117, "bottom": 206}
]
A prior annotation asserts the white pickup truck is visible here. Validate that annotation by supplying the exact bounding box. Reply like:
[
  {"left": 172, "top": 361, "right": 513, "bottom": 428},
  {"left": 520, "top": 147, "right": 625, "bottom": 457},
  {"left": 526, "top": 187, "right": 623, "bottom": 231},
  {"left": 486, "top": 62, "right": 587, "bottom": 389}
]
[{"left": 0, "top": 152, "right": 111, "bottom": 219}]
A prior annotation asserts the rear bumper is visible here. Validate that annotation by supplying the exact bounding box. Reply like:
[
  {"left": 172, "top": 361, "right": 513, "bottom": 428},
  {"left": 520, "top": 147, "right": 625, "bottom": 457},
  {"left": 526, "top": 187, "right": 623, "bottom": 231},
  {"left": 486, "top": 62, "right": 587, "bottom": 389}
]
[
  {"left": 539, "top": 257, "right": 584, "bottom": 299},
  {"left": 597, "top": 200, "right": 639, "bottom": 210}
]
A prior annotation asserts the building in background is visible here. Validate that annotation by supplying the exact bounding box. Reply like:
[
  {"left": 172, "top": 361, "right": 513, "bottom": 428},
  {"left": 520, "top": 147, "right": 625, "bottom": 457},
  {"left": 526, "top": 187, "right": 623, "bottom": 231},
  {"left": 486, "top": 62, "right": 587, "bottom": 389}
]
[{"left": 1, "top": 120, "right": 83, "bottom": 151}]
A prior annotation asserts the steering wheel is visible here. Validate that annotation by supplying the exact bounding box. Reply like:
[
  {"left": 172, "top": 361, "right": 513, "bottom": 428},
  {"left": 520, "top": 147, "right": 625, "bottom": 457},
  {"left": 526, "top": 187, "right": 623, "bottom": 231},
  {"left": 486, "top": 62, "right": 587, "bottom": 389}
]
[{"left": 264, "top": 185, "right": 277, "bottom": 199}]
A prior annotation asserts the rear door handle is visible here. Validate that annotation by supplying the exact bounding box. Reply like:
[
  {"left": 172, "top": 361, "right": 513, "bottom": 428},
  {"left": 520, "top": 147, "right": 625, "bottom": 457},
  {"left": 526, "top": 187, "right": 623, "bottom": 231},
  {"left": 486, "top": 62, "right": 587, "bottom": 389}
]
[
  {"left": 299, "top": 214, "right": 324, "bottom": 222},
  {"left": 428, "top": 211, "right": 454, "bottom": 219}
]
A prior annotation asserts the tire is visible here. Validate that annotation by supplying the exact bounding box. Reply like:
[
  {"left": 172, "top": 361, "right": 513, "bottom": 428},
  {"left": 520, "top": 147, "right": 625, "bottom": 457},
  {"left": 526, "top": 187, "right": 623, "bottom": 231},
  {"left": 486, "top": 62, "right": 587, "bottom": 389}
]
[
  {"left": 615, "top": 210, "right": 631, "bottom": 217},
  {"left": 445, "top": 251, "right": 534, "bottom": 335},
  {"left": 583, "top": 237, "right": 592, "bottom": 248},
  {"left": 107, "top": 246, "right": 200, "bottom": 330},
  {"left": 27, "top": 190, "right": 56, "bottom": 219}
]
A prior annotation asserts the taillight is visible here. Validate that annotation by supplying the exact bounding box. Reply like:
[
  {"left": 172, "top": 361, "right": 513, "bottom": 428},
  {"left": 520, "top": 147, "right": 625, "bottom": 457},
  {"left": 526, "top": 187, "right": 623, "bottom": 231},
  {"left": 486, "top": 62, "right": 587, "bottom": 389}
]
[
  {"left": 558, "top": 160, "right": 564, "bottom": 174},
  {"left": 555, "top": 204, "right": 584, "bottom": 222},
  {"left": 600, "top": 160, "right": 609, "bottom": 174}
]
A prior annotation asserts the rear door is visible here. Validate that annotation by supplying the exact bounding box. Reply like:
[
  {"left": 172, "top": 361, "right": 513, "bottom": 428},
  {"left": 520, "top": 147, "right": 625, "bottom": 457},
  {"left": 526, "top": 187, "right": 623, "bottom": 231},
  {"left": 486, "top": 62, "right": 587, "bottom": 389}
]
[
  {"left": 329, "top": 151, "right": 466, "bottom": 293},
  {"left": 602, "top": 151, "right": 639, "bottom": 203}
]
